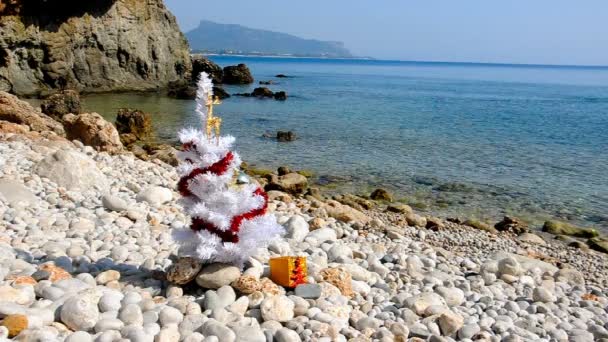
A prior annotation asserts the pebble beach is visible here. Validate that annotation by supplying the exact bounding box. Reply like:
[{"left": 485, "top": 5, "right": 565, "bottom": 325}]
[{"left": 1, "top": 121, "right": 608, "bottom": 341}]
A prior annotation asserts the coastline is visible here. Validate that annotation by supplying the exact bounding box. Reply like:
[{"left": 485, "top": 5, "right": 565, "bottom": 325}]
[
  {"left": 22, "top": 86, "right": 605, "bottom": 234},
  {"left": 28, "top": 89, "right": 605, "bottom": 234}
]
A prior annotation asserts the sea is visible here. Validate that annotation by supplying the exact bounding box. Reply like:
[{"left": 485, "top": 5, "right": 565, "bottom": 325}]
[{"left": 82, "top": 56, "right": 608, "bottom": 231}]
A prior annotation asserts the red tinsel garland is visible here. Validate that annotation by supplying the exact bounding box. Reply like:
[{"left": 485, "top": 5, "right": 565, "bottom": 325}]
[
  {"left": 189, "top": 188, "right": 267, "bottom": 243},
  {"left": 177, "top": 151, "right": 234, "bottom": 197},
  {"left": 178, "top": 141, "right": 269, "bottom": 244},
  {"left": 191, "top": 217, "right": 239, "bottom": 243},
  {"left": 229, "top": 188, "right": 268, "bottom": 237}
]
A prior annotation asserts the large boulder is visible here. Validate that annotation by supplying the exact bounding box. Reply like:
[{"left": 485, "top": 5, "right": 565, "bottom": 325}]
[
  {"left": 115, "top": 108, "right": 153, "bottom": 141},
  {"left": 222, "top": 64, "right": 254, "bottom": 84},
  {"left": 63, "top": 113, "right": 123, "bottom": 153},
  {"left": 191, "top": 54, "right": 223, "bottom": 84},
  {"left": 40, "top": 90, "right": 82, "bottom": 120},
  {"left": 34, "top": 149, "right": 109, "bottom": 190},
  {"left": 266, "top": 173, "right": 308, "bottom": 195},
  {"left": 0, "top": 0, "right": 191, "bottom": 96},
  {"left": 0, "top": 91, "right": 64, "bottom": 135}
]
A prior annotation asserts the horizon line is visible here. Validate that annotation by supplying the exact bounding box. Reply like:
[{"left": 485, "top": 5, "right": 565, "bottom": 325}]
[{"left": 206, "top": 53, "right": 608, "bottom": 69}]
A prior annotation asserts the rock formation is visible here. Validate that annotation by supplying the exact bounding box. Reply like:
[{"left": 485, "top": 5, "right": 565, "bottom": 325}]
[
  {"left": 40, "top": 90, "right": 82, "bottom": 120},
  {"left": 63, "top": 113, "right": 123, "bottom": 154},
  {"left": 115, "top": 108, "right": 153, "bottom": 142},
  {"left": 233, "top": 87, "right": 287, "bottom": 101},
  {"left": 222, "top": 64, "right": 254, "bottom": 84},
  {"left": 0, "top": 91, "right": 64, "bottom": 135},
  {"left": 0, "top": 0, "right": 192, "bottom": 96},
  {"left": 191, "top": 54, "right": 223, "bottom": 84}
]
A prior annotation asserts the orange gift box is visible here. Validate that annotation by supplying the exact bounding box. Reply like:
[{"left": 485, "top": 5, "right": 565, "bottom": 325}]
[{"left": 269, "top": 256, "right": 308, "bottom": 288}]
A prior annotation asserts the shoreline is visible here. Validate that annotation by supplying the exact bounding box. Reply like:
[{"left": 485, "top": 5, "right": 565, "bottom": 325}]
[
  {"left": 23, "top": 91, "right": 605, "bottom": 233},
  {"left": 238, "top": 159, "right": 607, "bottom": 234}
]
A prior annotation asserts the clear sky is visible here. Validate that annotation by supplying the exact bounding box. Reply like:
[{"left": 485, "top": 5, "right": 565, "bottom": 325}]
[{"left": 165, "top": 0, "right": 607, "bottom": 66}]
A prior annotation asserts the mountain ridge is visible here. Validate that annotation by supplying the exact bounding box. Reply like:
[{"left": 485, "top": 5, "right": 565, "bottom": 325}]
[{"left": 186, "top": 20, "right": 353, "bottom": 58}]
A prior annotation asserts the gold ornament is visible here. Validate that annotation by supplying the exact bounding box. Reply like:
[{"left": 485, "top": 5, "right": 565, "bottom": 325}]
[{"left": 205, "top": 95, "right": 222, "bottom": 143}]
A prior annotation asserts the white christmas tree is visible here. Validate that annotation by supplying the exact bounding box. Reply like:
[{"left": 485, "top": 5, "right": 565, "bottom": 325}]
[{"left": 172, "top": 72, "right": 284, "bottom": 267}]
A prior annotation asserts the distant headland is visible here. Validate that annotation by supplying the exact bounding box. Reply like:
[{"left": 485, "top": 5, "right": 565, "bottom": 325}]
[{"left": 186, "top": 20, "right": 355, "bottom": 58}]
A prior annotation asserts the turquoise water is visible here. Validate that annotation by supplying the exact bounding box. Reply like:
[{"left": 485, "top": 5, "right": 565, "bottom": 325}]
[{"left": 84, "top": 57, "right": 608, "bottom": 230}]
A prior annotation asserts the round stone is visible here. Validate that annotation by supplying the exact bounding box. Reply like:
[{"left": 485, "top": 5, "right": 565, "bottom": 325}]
[
  {"left": 275, "top": 327, "right": 301, "bottom": 342},
  {"left": 119, "top": 304, "right": 144, "bottom": 326},
  {"left": 167, "top": 257, "right": 203, "bottom": 285},
  {"left": 260, "top": 296, "right": 295, "bottom": 322},
  {"left": 65, "top": 331, "right": 93, "bottom": 342},
  {"left": 159, "top": 306, "right": 184, "bottom": 326},
  {"left": 95, "top": 270, "right": 120, "bottom": 285},
  {"left": 60, "top": 295, "right": 100, "bottom": 331},
  {"left": 195, "top": 263, "right": 241, "bottom": 289},
  {"left": 101, "top": 195, "right": 128, "bottom": 212}
]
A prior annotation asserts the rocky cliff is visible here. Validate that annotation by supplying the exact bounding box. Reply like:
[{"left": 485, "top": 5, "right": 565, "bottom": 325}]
[{"left": 0, "top": 0, "right": 192, "bottom": 96}]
